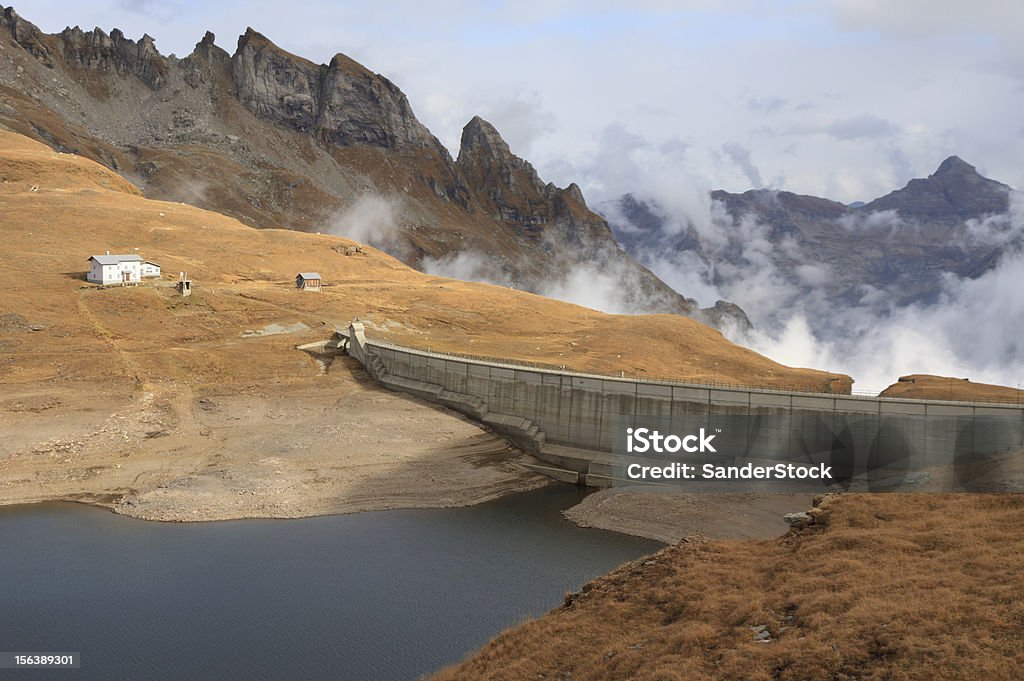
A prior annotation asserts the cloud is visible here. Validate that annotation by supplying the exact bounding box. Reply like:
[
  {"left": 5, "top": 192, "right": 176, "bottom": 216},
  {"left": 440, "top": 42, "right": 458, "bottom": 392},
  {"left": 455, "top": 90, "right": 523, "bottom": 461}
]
[
  {"left": 794, "top": 263, "right": 828, "bottom": 287},
  {"left": 555, "top": 124, "right": 721, "bottom": 245},
  {"left": 535, "top": 260, "right": 645, "bottom": 315},
  {"left": 964, "top": 190, "right": 1024, "bottom": 246},
  {"left": 747, "top": 96, "right": 787, "bottom": 113},
  {"left": 826, "top": 0, "right": 1024, "bottom": 86},
  {"left": 326, "top": 194, "right": 403, "bottom": 253},
  {"left": 822, "top": 114, "right": 899, "bottom": 141},
  {"left": 721, "top": 142, "right": 764, "bottom": 189},
  {"left": 422, "top": 240, "right": 686, "bottom": 317},
  {"left": 621, "top": 193, "right": 1024, "bottom": 392},
  {"left": 421, "top": 250, "right": 512, "bottom": 287},
  {"left": 115, "top": 0, "right": 183, "bottom": 16},
  {"left": 828, "top": 0, "right": 1024, "bottom": 40},
  {"left": 835, "top": 208, "right": 905, "bottom": 232},
  {"left": 744, "top": 246, "right": 1024, "bottom": 391}
]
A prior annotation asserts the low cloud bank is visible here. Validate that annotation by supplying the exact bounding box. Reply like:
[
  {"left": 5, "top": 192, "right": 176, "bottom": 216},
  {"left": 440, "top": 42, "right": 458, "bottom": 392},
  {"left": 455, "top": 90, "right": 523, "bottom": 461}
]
[
  {"left": 618, "top": 189, "right": 1024, "bottom": 392},
  {"left": 423, "top": 246, "right": 676, "bottom": 316}
]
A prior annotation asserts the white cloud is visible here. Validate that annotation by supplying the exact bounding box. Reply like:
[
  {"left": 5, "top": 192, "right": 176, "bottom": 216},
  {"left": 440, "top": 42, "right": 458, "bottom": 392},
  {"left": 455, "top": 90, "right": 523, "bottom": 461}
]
[
  {"left": 721, "top": 142, "right": 764, "bottom": 189},
  {"left": 621, "top": 194, "right": 1024, "bottom": 392},
  {"left": 326, "top": 194, "right": 403, "bottom": 251},
  {"left": 421, "top": 250, "right": 512, "bottom": 287}
]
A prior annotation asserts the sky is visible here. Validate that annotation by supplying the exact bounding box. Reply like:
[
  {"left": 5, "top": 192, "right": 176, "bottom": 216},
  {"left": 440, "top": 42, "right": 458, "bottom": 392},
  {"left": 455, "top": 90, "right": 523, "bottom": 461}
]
[{"left": 16, "top": 0, "right": 1024, "bottom": 205}]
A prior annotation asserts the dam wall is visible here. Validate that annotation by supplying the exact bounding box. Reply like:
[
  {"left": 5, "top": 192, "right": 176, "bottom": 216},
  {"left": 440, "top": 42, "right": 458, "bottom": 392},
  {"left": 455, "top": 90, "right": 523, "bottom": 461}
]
[{"left": 340, "top": 323, "right": 1024, "bottom": 488}]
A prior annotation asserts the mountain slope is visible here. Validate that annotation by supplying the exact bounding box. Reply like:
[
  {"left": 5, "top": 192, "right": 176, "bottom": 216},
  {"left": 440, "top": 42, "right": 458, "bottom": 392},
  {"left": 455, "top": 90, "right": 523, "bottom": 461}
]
[
  {"left": 0, "top": 5, "right": 741, "bottom": 326},
  {"left": 0, "top": 127, "right": 844, "bottom": 394}
]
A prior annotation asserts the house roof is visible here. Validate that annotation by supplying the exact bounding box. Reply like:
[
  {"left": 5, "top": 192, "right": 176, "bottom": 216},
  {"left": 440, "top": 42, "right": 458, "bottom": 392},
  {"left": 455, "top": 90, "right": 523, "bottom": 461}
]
[
  {"left": 143, "top": 261, "right": 160, "bottom": 267},
  {"left": 89, "top": 254, "right": 142, "bottom": 265},
  {"left": 297, "top": 272, "right": 322, "bottom": 280}
]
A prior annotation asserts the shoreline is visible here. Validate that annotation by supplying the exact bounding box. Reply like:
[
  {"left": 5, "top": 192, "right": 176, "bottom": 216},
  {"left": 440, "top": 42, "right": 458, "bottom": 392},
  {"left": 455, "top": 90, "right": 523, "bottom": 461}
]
[
  {"left": 3, "top": 366, "right": 807, "bottom": 539},
  {"left": 564, "top": 487, "right": 813, "bottom": 542},
  {"left": 0, "top": 470, "right": 552, "bottom": 524}
]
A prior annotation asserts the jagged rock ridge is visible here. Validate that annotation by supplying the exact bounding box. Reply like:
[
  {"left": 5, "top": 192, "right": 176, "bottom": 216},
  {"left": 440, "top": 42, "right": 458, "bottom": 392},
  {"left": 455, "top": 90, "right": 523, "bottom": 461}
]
[
  {"left": 0, "top": 4, "right": 748, "bottom": 327},
  {"left": 231, "top": 28, "right": 442, "bottom": 152}
]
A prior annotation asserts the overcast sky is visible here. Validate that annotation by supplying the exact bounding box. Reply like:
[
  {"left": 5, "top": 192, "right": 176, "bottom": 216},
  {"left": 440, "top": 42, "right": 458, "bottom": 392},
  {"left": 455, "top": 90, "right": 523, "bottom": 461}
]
[{"left": 18, "top": 0, "right": 1024, "bottom": 204}]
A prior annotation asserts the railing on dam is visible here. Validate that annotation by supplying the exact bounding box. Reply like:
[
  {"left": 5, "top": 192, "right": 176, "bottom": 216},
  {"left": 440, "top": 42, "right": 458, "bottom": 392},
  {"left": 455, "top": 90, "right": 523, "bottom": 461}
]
[{"left": 362, "top": 336, "right": 1022, "bottom": 407}]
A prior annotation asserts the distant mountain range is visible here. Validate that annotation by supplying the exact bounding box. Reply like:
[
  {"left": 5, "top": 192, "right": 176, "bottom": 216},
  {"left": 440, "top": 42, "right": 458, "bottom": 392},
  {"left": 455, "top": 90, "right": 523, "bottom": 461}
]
[
  {"left": 0, "top": 5, "right": 745, "bottom": 328},
  {"left": 603, "top": 155, "right": 1017, "bottom": 337}
]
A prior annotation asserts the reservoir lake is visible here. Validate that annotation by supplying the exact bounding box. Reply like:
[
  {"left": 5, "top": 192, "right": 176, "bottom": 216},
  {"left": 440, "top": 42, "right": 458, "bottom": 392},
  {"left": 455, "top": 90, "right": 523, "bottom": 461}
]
[{"left": 0, "top": 485, "right": 661, "bottom": 680}]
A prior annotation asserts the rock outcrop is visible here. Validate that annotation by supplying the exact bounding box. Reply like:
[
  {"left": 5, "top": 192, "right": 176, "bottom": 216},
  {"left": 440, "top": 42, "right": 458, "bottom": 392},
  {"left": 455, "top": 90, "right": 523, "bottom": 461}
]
[
  {"left": 458, "top": 116, "right": 553, "bottom": 204},
  {"left": 458, "top": 116, "right": 592, "bottom": 243},
  {"left": 58, "top": 26, "right": 169, "bottom": 89},
  {"left": 231, "top": 28, "right": 441, "bottom": 152},
  {"left": 0, "top": 6, "right": 50, "bottom": 63},
  {"left": 180, "top": 31, "right": 231, "bottom": 87}
]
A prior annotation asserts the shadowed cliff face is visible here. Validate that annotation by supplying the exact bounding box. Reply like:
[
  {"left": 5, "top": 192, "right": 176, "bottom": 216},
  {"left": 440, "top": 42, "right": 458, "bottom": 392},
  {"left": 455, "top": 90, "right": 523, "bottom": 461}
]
[
  {"left": 59, "top": 26, "right": 169, "bottom": 89},
  {"left": 231, "top": 28, "right": 440, "bottom": 152},
  {"left": 0, "top": 5, "right": 745, "bottom": 327}
]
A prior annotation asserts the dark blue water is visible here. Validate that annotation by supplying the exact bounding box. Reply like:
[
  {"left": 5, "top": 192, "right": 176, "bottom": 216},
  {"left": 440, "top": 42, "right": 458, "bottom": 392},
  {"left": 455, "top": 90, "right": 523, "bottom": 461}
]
[{"left": 0, "top": 486, "right": 660, "bottom": 681}]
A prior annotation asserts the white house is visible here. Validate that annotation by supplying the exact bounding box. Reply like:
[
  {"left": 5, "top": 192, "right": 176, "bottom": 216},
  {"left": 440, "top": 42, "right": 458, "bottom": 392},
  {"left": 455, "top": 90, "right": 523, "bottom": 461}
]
[
  {"left": 87, "top": 253, "right": 143, "bottom": 285},
  {"left": 141, "top": 261, "right": 161, "bottom": 278},
  {"left": 296, "top": 272, "right": 322, "bottom": 291}
]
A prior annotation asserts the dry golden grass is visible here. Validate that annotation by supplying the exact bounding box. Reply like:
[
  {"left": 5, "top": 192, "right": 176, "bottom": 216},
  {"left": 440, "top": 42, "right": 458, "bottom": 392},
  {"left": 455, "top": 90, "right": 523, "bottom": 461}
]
[
  {"left": 431, "top": 493, "right": 1024, "bottom": 681},
  {"left": 881, "top": 374, "right": 1024, "bottom": 403},
  {"left": 0, "top": 128, "right": 846, "bottom": 394}
]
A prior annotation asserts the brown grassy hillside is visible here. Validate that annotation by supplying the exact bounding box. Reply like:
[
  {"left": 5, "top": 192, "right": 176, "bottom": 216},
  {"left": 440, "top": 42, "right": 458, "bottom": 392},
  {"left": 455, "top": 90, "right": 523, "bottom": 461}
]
[
  {"left": 0, "top": 128, "right": 844, "bottom": 393},
  {"left": 881, "top": 374, "right": 1024, "bottom": 403},
  {"left": 431, "top": 493, "right": 1024, "bottom": 681}
]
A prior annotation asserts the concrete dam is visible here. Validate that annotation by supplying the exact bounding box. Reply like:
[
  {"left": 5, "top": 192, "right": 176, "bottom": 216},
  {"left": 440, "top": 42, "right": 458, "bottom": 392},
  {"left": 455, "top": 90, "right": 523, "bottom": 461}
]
[{"left": 329, "top": 322, "right": 1024, "bottom": 491}]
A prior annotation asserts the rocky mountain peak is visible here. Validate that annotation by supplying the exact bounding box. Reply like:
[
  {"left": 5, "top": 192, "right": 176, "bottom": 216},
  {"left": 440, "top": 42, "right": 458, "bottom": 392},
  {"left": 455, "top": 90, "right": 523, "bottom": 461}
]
[
  {"left": 235, "top": 26, "right": 284, "bottom": 55},
  {"left": 563, "top": 182, "right": 586, "bottom": 207},
  {"left": 180, "top": 31, "right": 229, "bottom": 86},
  {"left": 1, "top": 5, "right": 51, "bottom": 63},
  {"left": 458, "top": 116, "right": 514, "bottom": 164},
  {"left": 932, "top": 155, "right": 976, "bottom": 178},
  {"left": 191, "top": 30, "right": 226, "bottom": 58},
  {"left": 230, "top": 28, "right": 439, "bottom": 152},
  {"left": 457, "top": 116, "right": 551, "bottom": 200},
  {"left": 863, "top": 156, "right": 1009, "bottom": 222}
]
